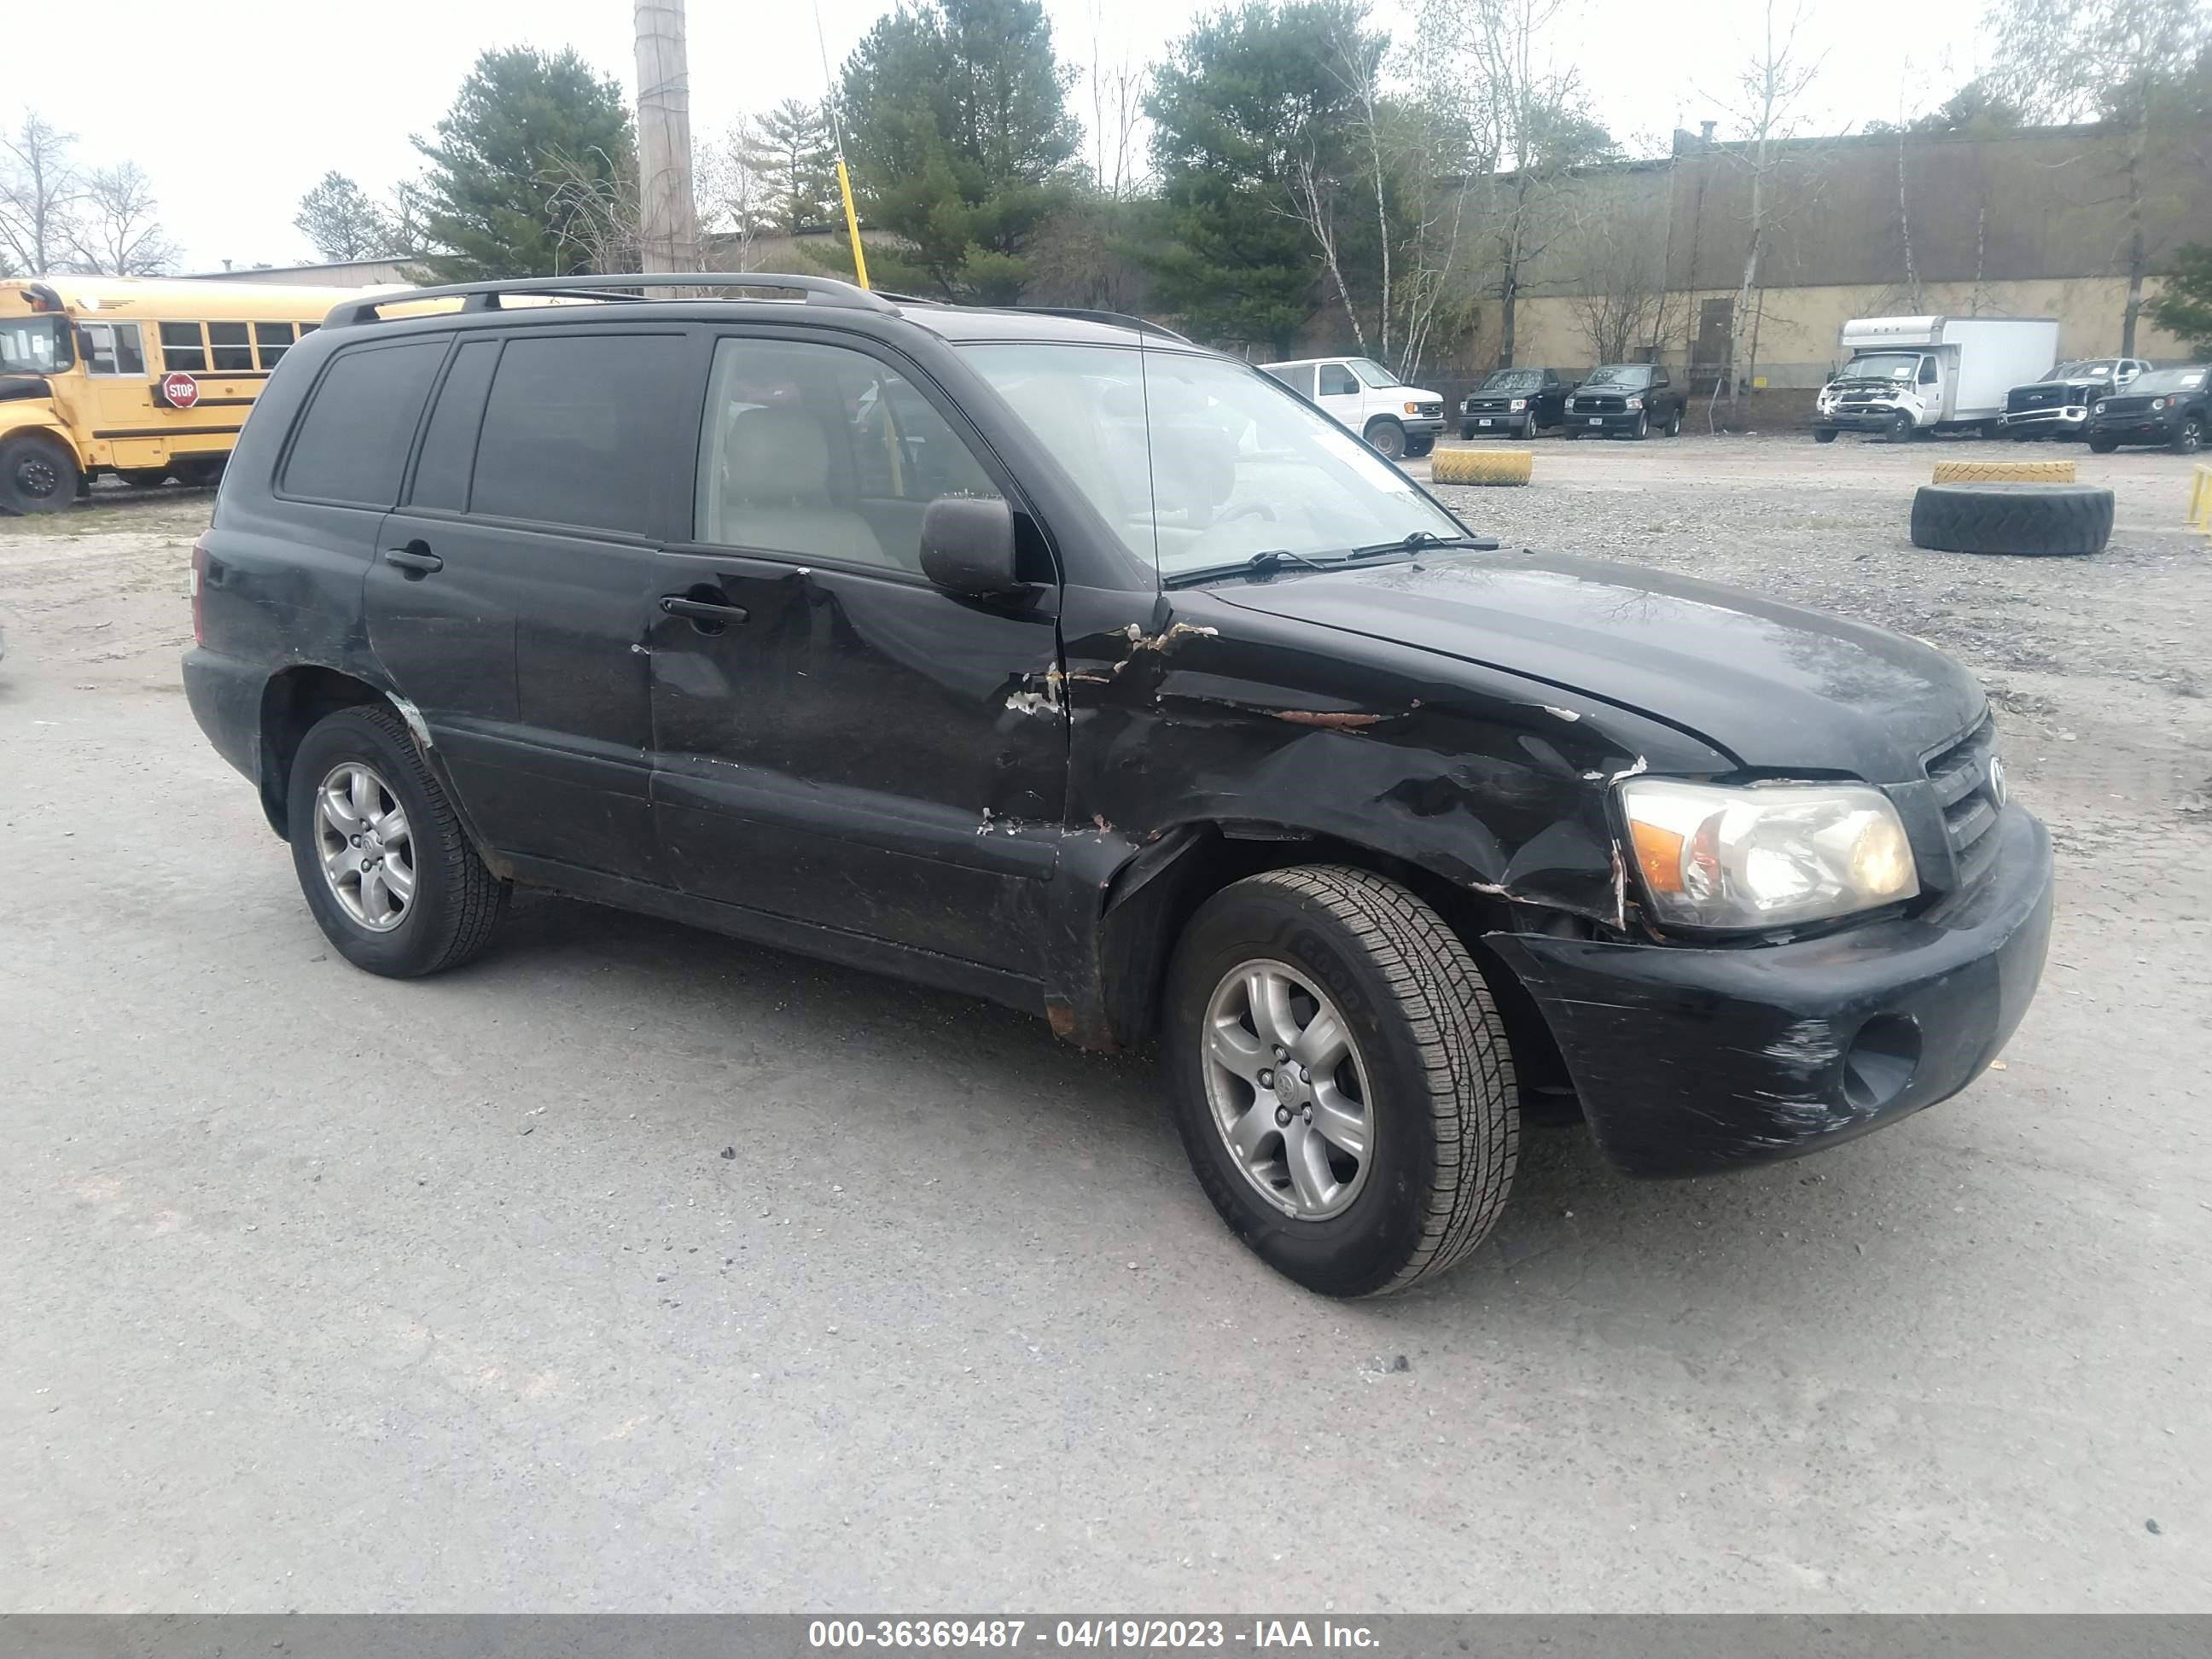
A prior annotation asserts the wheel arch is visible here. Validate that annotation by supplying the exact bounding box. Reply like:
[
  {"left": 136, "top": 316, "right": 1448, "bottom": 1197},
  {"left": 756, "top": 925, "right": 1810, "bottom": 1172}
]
[
  {"left": 255, "top": 665, "right": 399, "bottom": 840},
  {"left": 1082, "top": 818, "right": 1572, "bottom": 1100}
]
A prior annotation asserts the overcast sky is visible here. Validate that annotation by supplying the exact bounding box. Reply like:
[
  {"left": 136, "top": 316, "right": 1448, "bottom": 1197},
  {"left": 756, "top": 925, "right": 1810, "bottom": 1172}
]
[{"left": 31, "top": 0, "right": 1994, "bottom": 272}]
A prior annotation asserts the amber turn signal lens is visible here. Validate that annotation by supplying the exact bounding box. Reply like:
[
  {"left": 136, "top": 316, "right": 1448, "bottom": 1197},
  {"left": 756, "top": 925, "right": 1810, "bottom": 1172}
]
[{"left": 1630, "top": 820, "right": 1685, "bottom": 894}]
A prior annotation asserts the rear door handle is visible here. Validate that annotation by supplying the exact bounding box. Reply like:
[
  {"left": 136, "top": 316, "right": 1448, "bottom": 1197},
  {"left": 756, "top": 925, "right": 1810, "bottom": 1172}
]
[
  {"left": 661, "top": 595, "right": 749, "bottom": 626},
  {"left": 383, "top": 546, "right": 443, "bottom": 574}
]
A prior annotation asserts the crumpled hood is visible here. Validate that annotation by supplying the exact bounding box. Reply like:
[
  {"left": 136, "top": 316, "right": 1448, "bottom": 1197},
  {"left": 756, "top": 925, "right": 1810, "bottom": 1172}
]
[{"left": 1208, "top": 549, "right": 1984, "bottom": 784}]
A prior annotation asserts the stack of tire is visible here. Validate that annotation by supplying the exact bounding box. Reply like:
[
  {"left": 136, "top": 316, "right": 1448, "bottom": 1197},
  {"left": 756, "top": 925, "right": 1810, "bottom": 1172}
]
[{"left": 1911, "top": 460, "right": 2114, "bottom": 556}]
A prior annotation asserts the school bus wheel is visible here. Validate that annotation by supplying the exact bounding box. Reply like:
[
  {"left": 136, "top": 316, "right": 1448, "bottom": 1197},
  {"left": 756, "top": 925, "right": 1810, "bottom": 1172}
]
[
  {"left": 118, "top": 468, "right": 172, "bottom": 489},
  {"left": 0, "top": 431, "right": 82, "bottom": 515}
]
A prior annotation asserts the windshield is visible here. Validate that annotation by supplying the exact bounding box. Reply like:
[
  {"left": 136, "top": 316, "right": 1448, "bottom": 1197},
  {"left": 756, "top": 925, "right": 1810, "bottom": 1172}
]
[
  {"left": 1348, "top": 358, "right": 1400, "bottom": 389},
  {"left": 1838, "top": 352, "right": 1921, "bottom": 381},
  {"left": 1581, "top": 365, "right": 1651, "bottom": 387},
  {"left": 1480, "top": 370, "right": 1542, "bottom": 392},
  {"left": 0, "top": 316, "right": 70, "bottom": 376},
  {"left": 2054, "top": 360, "right": 2116, "bottom": 381},
  {"left": 962, "top": 342, "right": 1463, "bottom": 580},
  {"left": 2128, "top": 368, "right": 2207, "bottom": 396}
]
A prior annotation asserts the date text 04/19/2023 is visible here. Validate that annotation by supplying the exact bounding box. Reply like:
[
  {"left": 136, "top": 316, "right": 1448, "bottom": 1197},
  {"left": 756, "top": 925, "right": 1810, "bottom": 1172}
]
[{"left": 806, "top": 1621, "right": 1382, "bottom": 1650}]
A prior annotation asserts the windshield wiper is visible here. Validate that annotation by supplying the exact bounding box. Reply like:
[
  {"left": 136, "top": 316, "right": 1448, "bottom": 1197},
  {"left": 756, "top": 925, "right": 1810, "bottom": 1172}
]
[
  {"left": 1349, "top": 530, "right": 1497, "bottom": 557},
  {"left": 1162, "top": 548, "right": 1330, "bottom": 588}
]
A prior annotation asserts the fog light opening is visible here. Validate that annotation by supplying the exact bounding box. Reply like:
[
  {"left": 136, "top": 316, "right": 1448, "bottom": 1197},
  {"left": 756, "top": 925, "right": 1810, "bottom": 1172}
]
[{"left": 1842, "top": 1015, "right": 1921, "bottom": 1113}]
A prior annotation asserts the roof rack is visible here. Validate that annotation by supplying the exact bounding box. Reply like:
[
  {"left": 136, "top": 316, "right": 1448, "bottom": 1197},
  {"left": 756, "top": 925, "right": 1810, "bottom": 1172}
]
[
  {"left": 323, "top": 271, "right": 899, "bottom": 329},
  {"left": 1015, "top": 307, "right": 1191, "bottom": 344}
]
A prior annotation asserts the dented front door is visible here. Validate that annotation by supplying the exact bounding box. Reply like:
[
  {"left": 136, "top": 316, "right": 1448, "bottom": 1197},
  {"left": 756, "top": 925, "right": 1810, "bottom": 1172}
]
[{"left": 645, "top": 330, "right": 1066, "bottom": 974}]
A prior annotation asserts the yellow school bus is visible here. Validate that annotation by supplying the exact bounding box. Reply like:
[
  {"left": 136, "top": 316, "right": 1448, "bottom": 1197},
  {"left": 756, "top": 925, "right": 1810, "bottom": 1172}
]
[{"left": 0, "top": 276, "right": 382, "bottom": 514}]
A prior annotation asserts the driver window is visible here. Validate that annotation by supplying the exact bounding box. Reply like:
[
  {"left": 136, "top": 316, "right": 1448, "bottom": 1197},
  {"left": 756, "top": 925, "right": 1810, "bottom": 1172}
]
[
  {"left": 696, "top": 337, "right": 999, "bottom": 575},
  {"left": 1918, "top": 358, "right": 1938, "bottom": 384},
  {"left": 1318, "top": 363, "right": 1358, "bottom": 397}
]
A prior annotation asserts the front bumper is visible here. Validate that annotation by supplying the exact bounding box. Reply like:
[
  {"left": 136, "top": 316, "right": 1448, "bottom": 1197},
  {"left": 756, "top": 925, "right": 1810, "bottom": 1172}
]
[
  {"left": 1399, "top": 416, "right": 1445, "bottom": 436},
  {"left": 1565, "top": 409, "right": 1649, "bottom": 434},
  {"left": 2000, "top": 407, "right": 2087, "bottom": 435},
  {"left": 1461, "top": 408, "right": 1529, "bottom": 434},
  {"left": 1488, "top": 806, "right": 2053, "bottom": 1179},
  {"left": 2089, "top": 419, "right": 2175, "bottom": 445},
  {"left": 1813, "top": 409, "right": 1910, "bottom": 434}
]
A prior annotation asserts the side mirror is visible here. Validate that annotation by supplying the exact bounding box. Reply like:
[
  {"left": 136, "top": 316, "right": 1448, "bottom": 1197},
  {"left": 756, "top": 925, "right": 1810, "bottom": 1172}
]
[{"left": 921, "top": 495, "right": 1022, "bottom": 596}]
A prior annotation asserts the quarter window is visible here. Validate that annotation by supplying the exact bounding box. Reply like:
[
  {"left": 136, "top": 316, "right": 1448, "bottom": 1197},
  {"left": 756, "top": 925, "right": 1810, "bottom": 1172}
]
[
  {"left": 281, "top": 341, "right": 447, "bottom": 507},
  {"left": 81, "top": 322, "right": 148, "bottom": 377},
  {"left": 159, "top": 322, "right": 207, "bottom": 373},
  {"left": 254, "top": 323, "right": 296, "bottom": 370},
  {"left": 1267, "top": 364, "right": 1317, "bottom": 398},
  {"left": 207, "top": 322, "right": 254, "bottom": 372},
  {"left": 695, "top": 336, "right": 999, "bottom": 574},
  {"left": 467, "top": 333, "right": 690, "bottom": 536}
]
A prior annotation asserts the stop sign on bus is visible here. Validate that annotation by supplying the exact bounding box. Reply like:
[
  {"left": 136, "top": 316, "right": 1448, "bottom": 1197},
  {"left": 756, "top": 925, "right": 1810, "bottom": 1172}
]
[{"left": 160, "top": 371, "right": 201, "bottom": 410}]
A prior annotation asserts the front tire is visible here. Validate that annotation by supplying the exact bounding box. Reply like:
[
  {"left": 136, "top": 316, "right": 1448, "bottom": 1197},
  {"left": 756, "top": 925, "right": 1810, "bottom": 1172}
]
[
  {"left": 1813, "top": 428, "right": 1840, "bottom": 444},
  {"left": 1406, "top": 433, "right": 1435, "bottom": 458},
  {"left": 286, "top": 704, "right": 508, "bottom": 978},
  {"left": 1163, "top": 866, "right": 1518, "bottom": 1298},
  {"left": 2088, "top": 434, "right": 2119, "bottom": 454},
  {"left": 0, "top": 432, "right": 80, "bottom": 515},
  {"left": 118, "top": 468, "right": 172, "bottom": 488},
  {"left": 1363, "top": 419, "right": 1406, "bottom": 461},
  {"left": 1627, "top": 410, "right": 1650, "bottom": 441},
  {"left": 1888, "top": 412, "right": 1917, "bottom": 444},
  {"left": 2174, "top": 416, "right": 2204, "bottom": 456}
]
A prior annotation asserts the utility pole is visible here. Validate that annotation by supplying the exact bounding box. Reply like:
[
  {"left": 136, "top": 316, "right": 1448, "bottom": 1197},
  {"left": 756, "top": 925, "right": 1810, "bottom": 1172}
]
[{"left": 634, "top": 0, "right": 699, "bottom": 272}]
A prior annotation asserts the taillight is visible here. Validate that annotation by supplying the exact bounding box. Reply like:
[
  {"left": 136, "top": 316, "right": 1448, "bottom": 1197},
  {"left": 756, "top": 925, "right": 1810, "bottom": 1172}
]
[{"left": 190, "top": 533, "right": 209, "bottom": 645}]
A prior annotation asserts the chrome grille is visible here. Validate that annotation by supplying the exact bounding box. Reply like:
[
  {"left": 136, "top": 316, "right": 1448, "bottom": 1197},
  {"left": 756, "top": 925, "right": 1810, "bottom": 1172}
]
[
  {"left": 1924, "top": 713, "right": 2003, "bottom": 890},
  {"left": 1417, "top": 399, "right": 1443, "bottom": 417}
]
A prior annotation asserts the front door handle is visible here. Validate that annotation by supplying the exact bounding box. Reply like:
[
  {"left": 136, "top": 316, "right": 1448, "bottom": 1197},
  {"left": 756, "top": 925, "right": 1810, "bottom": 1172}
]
[
  {"left": 383, "top": 544, "right": 443, "bottom": 575},
  {"left": 661, "top": 595, "right": 749, "bottom": 629}
]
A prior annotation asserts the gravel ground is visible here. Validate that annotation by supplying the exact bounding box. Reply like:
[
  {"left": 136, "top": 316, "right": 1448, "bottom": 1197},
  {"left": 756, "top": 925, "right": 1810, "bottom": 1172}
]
[{"left": 3, "top": 440, "right": 2210, "bottom": 1613}]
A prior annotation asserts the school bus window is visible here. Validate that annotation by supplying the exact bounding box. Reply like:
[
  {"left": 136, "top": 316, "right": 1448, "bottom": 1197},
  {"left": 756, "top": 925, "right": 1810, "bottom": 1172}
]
[
  {"left": 80, "top": 322, "right": 147, "bottom": 376},
  {"left": 298, "top": 323, "right": 319, "bottom": 337},
  {"left": 254, "top": 322, "right": 295, "bottom": 369},
  {"left": 160, "top": 321, "right": 207, "bottom": 372},
  {"left": 208, "top": 321, "right": 253, "bottom": 372}
]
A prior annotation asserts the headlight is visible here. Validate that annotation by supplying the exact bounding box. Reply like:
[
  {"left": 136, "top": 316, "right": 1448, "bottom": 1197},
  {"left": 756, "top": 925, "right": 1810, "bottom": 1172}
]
[
  {"left": 1625, "top": 395, "right": 1644, "bottom": 410},
  {"left": 1620, "top": 778, "right": 1918, "bottom": 930},
  {"left": 1509, "top": 399, "right": 1527, "bottom": 411},
  {"left": 1403, "top": 401, "right": 1421, "bottom": 415},
  {"left": 2095, "top": 400, "right": 2107, "bottom": 415},
  {"left": 2151, "top": 397, "right": 2168, "bottom": 411}
]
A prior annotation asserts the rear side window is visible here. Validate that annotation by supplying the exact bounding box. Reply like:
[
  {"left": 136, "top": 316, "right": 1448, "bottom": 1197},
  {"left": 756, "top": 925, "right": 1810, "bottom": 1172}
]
[
  {"left": 467, "top": 333, "right": 689, "bottom": 536},
  {"left": 409, "top": 339, "right": 501, "bottom": 513},
  {"left": 1267, "top": 364, "right": 1317, "bottom": 398},
  {"left": 281, "top": 341, "right": 447, "bottom": 507},
  {"left": 159, "top": 322, "right": 207, "bottom": 372}
]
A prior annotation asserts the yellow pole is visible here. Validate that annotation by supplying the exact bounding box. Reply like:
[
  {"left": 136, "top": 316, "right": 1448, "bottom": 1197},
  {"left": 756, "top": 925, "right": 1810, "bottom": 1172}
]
[{"left": 835, "top": 156, "right": 870, "bottom": 291}]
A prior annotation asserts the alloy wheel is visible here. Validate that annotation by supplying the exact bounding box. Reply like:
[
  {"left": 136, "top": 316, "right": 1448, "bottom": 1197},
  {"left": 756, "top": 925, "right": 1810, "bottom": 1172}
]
[
  {"left": 312, "top": 761, "right": 416, "bottom": 932},
  {"left": 1200, "top": 959, "right": 1375, "bottom": 1220}
]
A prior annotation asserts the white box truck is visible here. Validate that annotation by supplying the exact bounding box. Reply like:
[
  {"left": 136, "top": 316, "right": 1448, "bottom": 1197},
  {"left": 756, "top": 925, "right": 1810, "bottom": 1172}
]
[{"left": 1812, "top": 316, "right": 2059, "bottom": 443}]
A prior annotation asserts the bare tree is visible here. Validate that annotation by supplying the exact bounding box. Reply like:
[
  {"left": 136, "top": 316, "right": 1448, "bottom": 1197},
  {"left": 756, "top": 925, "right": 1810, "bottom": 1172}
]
[
  {"left": 1086, "top": 2, "right": 1147, "bottom": 201},
  {"left": 1703, "top": 0, "right": 1822, "bottom": 423},
  {"left": 71, "top": 163, "right": 178, "bottom": 275},
  {"left": 1984, "top": 0, "right": 2210, "bottom": 355},
  {"left": 1284, "top": 147, "right": 1369, "bottom": 357},
  {"left": 696, "top": 115, "right": 774, "bottom": 271},
  {"left": 1421, "top": 0, "right": 1611, "bottom": 367},
  {"left": 1564, "top": 189, "right": 1678, "bottom": 364},
  {"left": 0, "top": 111, "right": 84, "bottom": 275},
  {"left": 538, "top": 147, "right": 643, "bottom": 276}
]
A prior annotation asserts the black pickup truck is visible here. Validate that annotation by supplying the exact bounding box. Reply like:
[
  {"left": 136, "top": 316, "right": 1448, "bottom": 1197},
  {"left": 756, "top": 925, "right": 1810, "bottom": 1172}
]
[
  {"left": 2000, "top": 358, "right": 2151, "bottom": 441},
  {"left": 1459, "top": 368, "right": 1574, "bottom": 439}
]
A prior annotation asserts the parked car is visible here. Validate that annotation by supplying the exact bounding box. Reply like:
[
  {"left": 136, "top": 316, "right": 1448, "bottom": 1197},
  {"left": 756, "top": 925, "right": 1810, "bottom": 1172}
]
[
  {"left": 1999, "top": 358, "right": 2151, "bottom": 441},
  {"left": 1563, "top": 364, "right": 1685, "bottom": 439},
  {"left": 2085, "top": 366, "right": 2208, "bottom": 454},
  {"left": 1258, "top": 355, "right": 1445, "bottom": 458},
  {"left": 185, "top": 273, "right": 2052, "bottom": 1298},
  {"left": 1459, "top": 367, "right": 1574, "bottom": 439}
]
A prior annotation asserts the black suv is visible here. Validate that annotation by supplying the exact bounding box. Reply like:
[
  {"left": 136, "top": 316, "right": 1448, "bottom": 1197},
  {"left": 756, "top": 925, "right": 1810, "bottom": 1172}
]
[
  {"left": 2085, "top": 366, "right": 2208, "bottom": 454},
  {"left": 185, "top": 274, "right": 2052, "bottom": 1297},
  {"left": 1563, "top": 364, "right": 1685, "bottom": 438},
  {"left": 1459, "top": 368, "right": 1573, "bottom": 439}
]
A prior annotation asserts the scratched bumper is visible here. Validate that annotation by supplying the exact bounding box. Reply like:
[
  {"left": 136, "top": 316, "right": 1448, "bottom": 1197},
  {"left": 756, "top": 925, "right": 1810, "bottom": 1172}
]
[{"left": 1487, "top": 806, "right": 2053, "bottom": 1178}]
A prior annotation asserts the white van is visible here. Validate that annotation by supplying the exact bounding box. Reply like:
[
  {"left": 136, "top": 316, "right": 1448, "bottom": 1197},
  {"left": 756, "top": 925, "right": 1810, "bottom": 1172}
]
[{"left": 1259, "top": 356, "right": 1446, "bottom": 459}]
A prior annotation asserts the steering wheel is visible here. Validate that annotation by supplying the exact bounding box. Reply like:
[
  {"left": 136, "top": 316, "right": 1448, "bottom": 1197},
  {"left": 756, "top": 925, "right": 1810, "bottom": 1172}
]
[{"left": 1220, "top": 502, "right": 1278, "bottom": 523}]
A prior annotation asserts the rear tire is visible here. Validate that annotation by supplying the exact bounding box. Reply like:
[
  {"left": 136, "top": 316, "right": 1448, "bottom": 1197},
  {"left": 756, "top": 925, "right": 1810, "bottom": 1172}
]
[
  {"left": 1813, "top": 428, "right": 1840, "bottom": 444},
  {"left": 1162, "top": 866, "right": 1518, "bottom": 1297},
  {"left": 286, "top": 703, "right": 508, "bottom": 978},
  {"left": 173, "top": 457, "right": 226, "bottom": 488},
  {"left": 1665, "top": 405, "right": 1683, "bottom": 436},
  {"left": 0, "top": 431, "right": 80, "bottom": 515},
  {"left": 118, "top": 468, "right": 172, "bottom": 488},
  {"left": 1406, "top": 433, "right": 1435, "bottom": 458}
]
